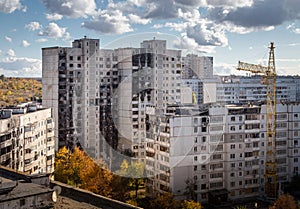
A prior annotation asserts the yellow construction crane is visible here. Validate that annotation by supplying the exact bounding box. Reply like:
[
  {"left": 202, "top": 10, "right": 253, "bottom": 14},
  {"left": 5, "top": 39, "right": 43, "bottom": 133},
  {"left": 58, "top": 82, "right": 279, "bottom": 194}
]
[{"left": 237, "top": 42, "right": 277, "bottom": 198}]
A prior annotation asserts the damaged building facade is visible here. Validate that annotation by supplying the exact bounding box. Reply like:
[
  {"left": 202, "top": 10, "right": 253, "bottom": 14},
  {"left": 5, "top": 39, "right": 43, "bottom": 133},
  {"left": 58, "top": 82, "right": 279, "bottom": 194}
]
[{"left": 0, "top": 103, "right": 55, "bottom": 175}]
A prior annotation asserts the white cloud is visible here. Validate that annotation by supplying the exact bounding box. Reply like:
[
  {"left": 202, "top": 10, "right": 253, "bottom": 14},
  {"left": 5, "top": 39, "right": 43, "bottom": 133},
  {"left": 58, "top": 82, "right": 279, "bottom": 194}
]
[
  {"left": 6, "top": 49, "right": 16, "bottom": 57},
  {"left": 128, "top": 14, "right": 151, "bottom": 25},
  {"left": 205, "top": 0, "right": 253, "bottom": 9},
  {"left": 0, "top": 56, "right": 42, "bottom": 77},
  {"left": 214, "top": 62, "right": 246, "bottom": 76},
  {"left": 82, "top": 10, "right": 133, "bottom": 34},
  {"left": 287, "top": 23, "right": 300, "bottom": 34},
  {"left": 5, "top": 36, "right": 12, "bottom": 42},
  {"left": 0, "top": 0, "right": 23, "bottom": 13},
  {"left": 21, "top": 40, "right": 31, "bottom": 47},
  {"left": 38, "top": 22, "right": 71, "bottom": 40},
  {"left": 45, "top": 13, "right": 63, "bottom": 20},
  {"left": 36, "top": 38, "right": 48, "bottom": 43},
  {"left": 173, "top": 34, "right": 216, "bottom": 54},
  {"left": 42, "top": 0, "right": 97, "bottom": 18},
  {"left": 25, "top": 22, "right": 42, "bottom": 31}
]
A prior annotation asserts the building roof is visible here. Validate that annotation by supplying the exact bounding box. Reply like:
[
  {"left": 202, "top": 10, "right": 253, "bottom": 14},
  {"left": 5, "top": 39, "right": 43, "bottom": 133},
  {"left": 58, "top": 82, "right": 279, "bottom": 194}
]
[{"left": 0, "top": 180, "right": 52, "bottom": 202}]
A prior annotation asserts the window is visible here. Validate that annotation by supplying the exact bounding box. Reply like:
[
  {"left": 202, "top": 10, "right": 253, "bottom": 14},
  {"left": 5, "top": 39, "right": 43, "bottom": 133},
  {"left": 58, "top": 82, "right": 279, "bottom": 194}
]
[
  {"left": 69, "top": 56, "right": 73, "bottom": 60},
  {"left": 194, "top": 165, "right": 197, "bottom": 171},
  {"left": 194, "top": 156, "right": 198, "bottom": 161},
  {"left": 194, "top": 147, "right": 197, "bottom": 152},
  {"left": 231, "top": 116, "right": 235, "bottom": 121},
  {"left": 77, "top": 56, "right": 81, "bottom": 61},
  {"left": 194, "top": 127, "right": 198, "bottom": 133},
  {"left": 202, "top": 136, "right": 206, "bottom": 143},
  {"left": 77, "top": 64, "right": 81, "bottom": 68},
  {"left": 231, "top": 182, "right": 235, "bottom": 187},
  {"left": 230, "top": 154, "right": 235, "bottom": 159},
  {"left": 230, "top": 144, "right": 235, "bottom": 149},
  {"left": 20, "top": 199, "right": 26, "bottom": 206}
]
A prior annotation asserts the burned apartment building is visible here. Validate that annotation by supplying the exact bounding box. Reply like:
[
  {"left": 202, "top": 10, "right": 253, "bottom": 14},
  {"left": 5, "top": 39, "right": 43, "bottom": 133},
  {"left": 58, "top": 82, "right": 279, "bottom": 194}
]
[{"left": 42, "top": 37, "right": 184, "bottom": 162}]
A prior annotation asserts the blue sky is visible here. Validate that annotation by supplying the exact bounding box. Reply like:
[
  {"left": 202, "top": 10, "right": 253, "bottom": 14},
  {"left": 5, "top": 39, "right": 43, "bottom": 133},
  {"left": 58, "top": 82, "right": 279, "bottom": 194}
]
[{"left": 0, "top": 0, "right": 300, "bottom": 77}]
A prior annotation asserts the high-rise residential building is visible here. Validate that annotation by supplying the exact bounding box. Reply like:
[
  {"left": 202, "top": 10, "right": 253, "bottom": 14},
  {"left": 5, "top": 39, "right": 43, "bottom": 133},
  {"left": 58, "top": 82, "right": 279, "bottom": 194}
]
[
  {"left": 145, "top": 102, "right": 300, "bottom": 203},
  {"left": 0, "top": 103, "right": 55, "bottom": 174},
  {"left": 42, "top": 37, "right": 183, "bottom": 161},
  {"left": 215, "top": 75, "right": 300, "bottom": 104},
  {"left": 182, "top": 54, "right": 214, "bottom": 80}
]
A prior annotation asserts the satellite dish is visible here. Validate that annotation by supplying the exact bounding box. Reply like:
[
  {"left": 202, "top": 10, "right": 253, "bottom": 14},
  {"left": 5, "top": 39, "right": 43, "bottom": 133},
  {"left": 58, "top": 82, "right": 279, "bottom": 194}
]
[
  {"left": 52, "top": 191, "right": 57, "bottom": 203},
  {"left": 53, "top": 186, "right": 61, "bottom": 195}
]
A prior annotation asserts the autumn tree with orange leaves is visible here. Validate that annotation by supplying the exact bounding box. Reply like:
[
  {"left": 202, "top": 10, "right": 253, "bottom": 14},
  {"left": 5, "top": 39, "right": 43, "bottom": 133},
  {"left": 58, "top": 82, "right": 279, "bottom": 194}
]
[{"left": 54, "top": 147, "right": 113, "bottom": 197}]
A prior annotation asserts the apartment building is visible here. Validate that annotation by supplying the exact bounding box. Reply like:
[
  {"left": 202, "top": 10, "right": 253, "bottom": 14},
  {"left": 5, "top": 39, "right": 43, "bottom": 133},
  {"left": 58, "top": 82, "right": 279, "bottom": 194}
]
[
  {"left": 215, "top": 75, "right": 300, "bottom": 104},
  {"left": 42, "top": 37, "right": 183, "bottom": 162},
  {"left": 0, "top": 103, "right": 55, "bottom": 174},
  {"left": 182, "top": 54, "right": 214, "bottom": 79},
  {"left": 145, "top": 102, "right": 300, "bottom": 203}
]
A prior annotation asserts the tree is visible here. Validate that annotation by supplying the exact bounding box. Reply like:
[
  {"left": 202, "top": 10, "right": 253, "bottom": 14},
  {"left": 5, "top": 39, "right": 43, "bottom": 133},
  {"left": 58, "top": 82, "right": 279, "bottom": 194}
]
[
  {"left": 55, "top": 147, "right": 113, "bottom": 197},
  {"left": 234, "top": 206, "right": 247, "bottom": 209},
  {"left": 54, "top": 146, "right": 71, "bottom": 183},
  {"left": 110, "top": 174, "right": 131, "bottom": 201},
  {"left": 79, "top": 156, "right": 112, "bottom": 197},
  {"left": 149, "top": 192, "right": 180, "bottom": 209},
  {"left": 184, "top": 179, "right": 197, "bottom": 201},
  {"left": 181, "top": 200, "right": 202, "bottom": 209},
  {"left": 269, "top": 194, "right": 297, "bottom": 209},
  {"left": 117, "top": 159, "right": 145, "bottom": 198}
]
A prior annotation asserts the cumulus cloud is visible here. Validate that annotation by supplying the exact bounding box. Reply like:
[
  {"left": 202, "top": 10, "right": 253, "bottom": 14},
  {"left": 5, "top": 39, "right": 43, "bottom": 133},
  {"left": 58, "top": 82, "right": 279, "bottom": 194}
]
[
  {"left": 204, "top": 0, "right": 253, "bottom": 9},
  {"left": 42, "top": 0, "right": 97, "bottom": 18},
  {"left": 21, "top": 40, "right": 30, "bottom": 47},
  {"left": 287, "top": 23, "right": 300, "bottom": 34},
  {"left": 128, "top": 14, "right": 151, "bottom": 25},
  {"left": 173, "top": 34, "right": 216, "bottom": 54},
  {"left": 207, "top": 0, "right": 300, "bottom": 29},
  {"left": 5, "top": 36, "right": 12, "bottom": 42},
  {"left": 0, "top": 56, "right": 42, "bottom": 77},
  {"left": 25, "top": 22, "right": 41, "bottom": 31},
  {"left": 45, "top": 13, "right": 63, "bottom": 20},
  {"left": 82, "top": 10, "right": 133, "bottom": 34},
  {"left": 38, "top": 22, "right": 71, "bottom": 40},
  {"left": 186, "top": 22, "right": 227, "bottom": 46},
  {"left": 0, "top": 0, "right": 23, "bottom": 13},
  {"left": 6, "top": 49, "right": 15, "bottom": 57}
]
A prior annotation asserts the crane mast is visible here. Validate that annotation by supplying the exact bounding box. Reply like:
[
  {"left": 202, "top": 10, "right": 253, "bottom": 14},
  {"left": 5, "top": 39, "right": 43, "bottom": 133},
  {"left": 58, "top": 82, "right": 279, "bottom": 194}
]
[{"left": 237, "top": 42, "right": 277, "bottom": 198}]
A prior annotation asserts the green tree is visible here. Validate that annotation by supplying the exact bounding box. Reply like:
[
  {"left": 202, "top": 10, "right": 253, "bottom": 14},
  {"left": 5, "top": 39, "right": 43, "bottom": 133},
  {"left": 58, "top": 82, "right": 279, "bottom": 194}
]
[
  {"left": 181, "top": 200, "right": 202, "bottom": 209},
  {"left": 118, "top": 159, "right": 145, "bottom": 198}
]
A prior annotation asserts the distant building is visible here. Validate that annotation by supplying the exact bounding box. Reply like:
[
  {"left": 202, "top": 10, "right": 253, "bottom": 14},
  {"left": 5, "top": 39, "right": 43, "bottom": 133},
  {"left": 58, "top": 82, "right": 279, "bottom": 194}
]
[
  {"left": 182, "top": 54, "right": 214, "bottom": 79},
  {"left": 215, "top": 75, "right": 300, "bottom": 104},
  {"left": 0, "top": 103, "right": 55, "bottom": 175},
  {"left": 181, "top": 79, "right": 203, "bottom": 104},
  {"left": 145, "top": 102, "right": 300, "bottom": 203}
]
